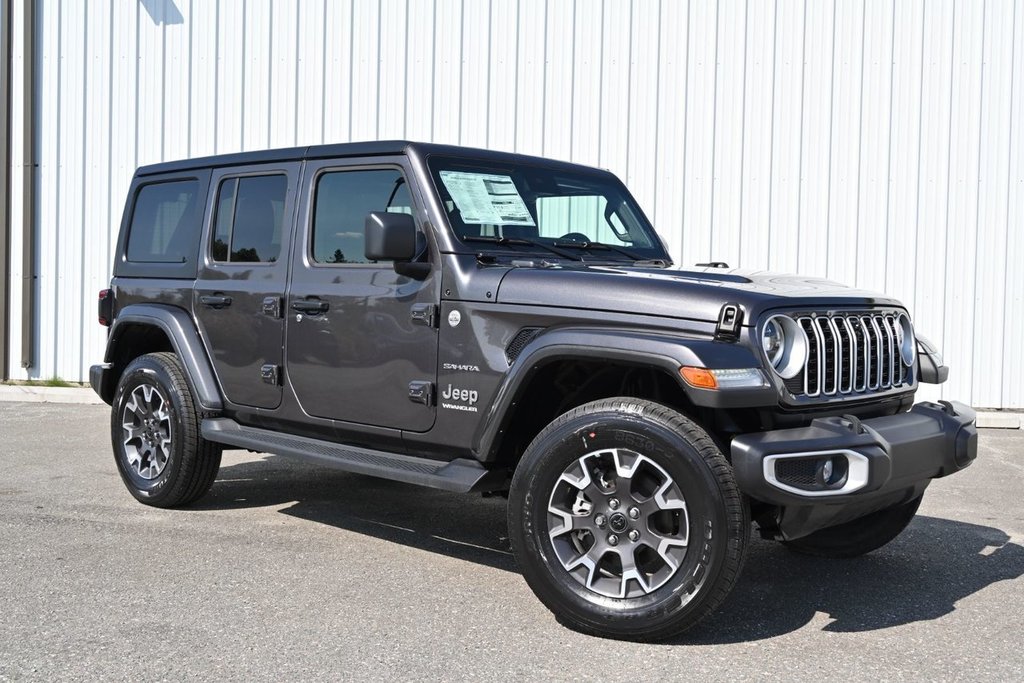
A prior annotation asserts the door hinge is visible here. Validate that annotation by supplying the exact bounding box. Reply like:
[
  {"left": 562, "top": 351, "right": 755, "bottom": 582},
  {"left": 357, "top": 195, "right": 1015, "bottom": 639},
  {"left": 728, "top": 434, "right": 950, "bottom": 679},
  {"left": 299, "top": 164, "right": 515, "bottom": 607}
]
[
  {"left": 408, "top": 380, "right": 434, "bottom": 406},
  {"left": 410, "top": 303, "right": 438, "bottom": 328},
  {"left": 261, "top": 364, "right": 280, "bottom": 385},
  {"left": 262, "top": 296, "right": 282, "bottom": 318}
]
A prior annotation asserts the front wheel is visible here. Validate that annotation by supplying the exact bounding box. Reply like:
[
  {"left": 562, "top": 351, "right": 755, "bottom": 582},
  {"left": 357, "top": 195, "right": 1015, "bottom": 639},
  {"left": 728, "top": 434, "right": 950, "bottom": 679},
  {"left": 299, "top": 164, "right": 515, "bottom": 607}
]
[{"left": 508, "top": 398, "right": 749, "bottom": 641}]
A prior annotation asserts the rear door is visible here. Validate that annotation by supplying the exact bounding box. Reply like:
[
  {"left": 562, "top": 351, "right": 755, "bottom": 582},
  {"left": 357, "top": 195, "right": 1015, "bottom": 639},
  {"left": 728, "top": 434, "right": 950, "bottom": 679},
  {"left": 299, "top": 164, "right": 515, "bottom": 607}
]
[
  {"left": 285, "top": 157, "right": 439, "bottom": 432},
  {"left": 194, "top": 163, "right": 300, "bottom": 410}
]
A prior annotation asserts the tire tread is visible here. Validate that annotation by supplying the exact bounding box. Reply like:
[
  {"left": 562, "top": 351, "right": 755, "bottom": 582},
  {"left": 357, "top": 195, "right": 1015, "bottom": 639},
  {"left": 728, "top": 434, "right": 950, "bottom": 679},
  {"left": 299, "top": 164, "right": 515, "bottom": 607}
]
[{"left": 510, "top": 397, "right": 749, "bottom": 642}]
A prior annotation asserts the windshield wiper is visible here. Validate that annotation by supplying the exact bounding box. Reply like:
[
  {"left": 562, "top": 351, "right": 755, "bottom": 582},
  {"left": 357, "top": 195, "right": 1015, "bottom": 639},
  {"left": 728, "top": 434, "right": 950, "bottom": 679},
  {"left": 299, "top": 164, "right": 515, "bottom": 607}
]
[
  {"left": 551, "top": 239, "right": 664, "bottom": 264},
  {"left": 461, "top": 235, "right": 583, "bottom": 261}
]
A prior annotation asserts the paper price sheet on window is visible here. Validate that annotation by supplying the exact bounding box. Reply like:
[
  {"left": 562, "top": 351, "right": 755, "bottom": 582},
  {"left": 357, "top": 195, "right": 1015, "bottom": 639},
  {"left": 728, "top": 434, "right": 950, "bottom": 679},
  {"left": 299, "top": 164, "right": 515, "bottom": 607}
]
[{"left": 439, "top": 171, "right": 536, "bottom": 226}]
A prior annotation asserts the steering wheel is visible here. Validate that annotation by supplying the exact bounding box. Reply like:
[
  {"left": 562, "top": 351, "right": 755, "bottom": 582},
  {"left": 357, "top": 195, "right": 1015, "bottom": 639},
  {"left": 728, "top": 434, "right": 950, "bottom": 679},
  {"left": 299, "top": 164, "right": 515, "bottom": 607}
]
[{"left": 558, "top": 232, "right": 592, "bottom": 243}]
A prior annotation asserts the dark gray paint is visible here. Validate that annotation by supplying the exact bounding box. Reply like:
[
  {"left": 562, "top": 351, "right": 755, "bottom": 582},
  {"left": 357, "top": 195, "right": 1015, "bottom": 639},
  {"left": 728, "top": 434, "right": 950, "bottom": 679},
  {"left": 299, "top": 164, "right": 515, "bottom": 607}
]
[
  {"left": 192, "top": 162, "right": 301, "bottom": 410},
  {"left": 285, "top": 157, "right": 439, "bottom": 432}
]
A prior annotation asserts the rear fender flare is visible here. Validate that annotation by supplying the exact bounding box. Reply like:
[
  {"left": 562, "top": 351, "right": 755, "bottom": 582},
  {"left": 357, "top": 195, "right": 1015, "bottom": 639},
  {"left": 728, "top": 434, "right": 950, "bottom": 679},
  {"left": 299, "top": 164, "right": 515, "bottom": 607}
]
[{"left": 102, "top": 303, "right": 223, "bottom": 411}]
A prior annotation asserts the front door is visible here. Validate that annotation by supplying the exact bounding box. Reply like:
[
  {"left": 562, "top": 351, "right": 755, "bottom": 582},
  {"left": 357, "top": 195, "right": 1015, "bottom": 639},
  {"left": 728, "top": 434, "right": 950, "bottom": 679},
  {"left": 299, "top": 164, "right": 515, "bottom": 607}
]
[
  {"left": 193, "top": 163, "right": 300, "bottom": 410},
  {"left": 285, "top": 158, "right": 439, "bottom": 432}
]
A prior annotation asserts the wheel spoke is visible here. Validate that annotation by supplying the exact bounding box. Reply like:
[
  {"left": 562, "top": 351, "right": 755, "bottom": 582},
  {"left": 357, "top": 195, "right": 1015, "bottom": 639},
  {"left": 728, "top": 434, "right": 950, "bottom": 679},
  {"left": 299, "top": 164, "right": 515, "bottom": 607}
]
[
  {"left": 547, "top": 447, "right": 690, "bottom": 599},
  {"left": 121, "top": 384, "right": 173, "bottom": 480}
]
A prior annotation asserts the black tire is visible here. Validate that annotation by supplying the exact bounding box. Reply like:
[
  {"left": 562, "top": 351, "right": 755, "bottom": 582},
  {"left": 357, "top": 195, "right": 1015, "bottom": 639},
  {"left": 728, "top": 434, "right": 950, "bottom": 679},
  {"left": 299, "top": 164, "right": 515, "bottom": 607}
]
[
  {"left": 110, "top": 352, "right": 222, "bottom": 508},
  {"left": 508, "top": 397, "right": 748, "bottom": 642},
  {"left": 783, "top": 494, "right": 923, "bottom": 559}
]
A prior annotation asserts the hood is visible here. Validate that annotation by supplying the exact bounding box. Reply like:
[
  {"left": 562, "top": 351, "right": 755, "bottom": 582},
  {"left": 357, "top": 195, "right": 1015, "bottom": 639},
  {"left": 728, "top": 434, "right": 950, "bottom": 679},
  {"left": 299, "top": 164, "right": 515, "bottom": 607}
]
[{"left": 494, "top": 264, "right": 903, "bottom": 324}]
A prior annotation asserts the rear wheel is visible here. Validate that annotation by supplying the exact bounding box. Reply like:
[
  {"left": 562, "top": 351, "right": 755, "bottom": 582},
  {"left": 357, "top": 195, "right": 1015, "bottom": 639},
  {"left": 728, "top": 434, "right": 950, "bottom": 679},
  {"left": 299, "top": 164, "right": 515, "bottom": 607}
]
[
  {"left": 508, "top": 398, "right": 748, "bottom": 641},
  {"left": 111, "top": 352, "right": 222, "bottom": 508},
  {"left": 783, "top": 494, "right": 923, "bottom": 558}
]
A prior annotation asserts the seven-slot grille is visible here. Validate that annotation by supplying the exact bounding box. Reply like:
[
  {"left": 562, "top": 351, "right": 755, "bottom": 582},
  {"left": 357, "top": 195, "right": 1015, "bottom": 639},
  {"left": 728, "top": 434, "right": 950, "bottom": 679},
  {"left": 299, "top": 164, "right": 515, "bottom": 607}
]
[{"left": 790, "top": 313, "right": 909, "bottom": 398}]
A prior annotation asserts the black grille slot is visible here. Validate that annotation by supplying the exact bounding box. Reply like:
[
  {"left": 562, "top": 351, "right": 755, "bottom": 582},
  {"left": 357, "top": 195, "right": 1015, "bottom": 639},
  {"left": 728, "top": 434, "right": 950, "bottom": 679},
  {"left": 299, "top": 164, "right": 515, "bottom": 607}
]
[
  {"left": 819, "top": 319, "right": 837, "bottom": 394},
  {"left": 800, "top": 318, "right": 820, "bottom": 396},
  {"left": 774, "top": 458, "right": 820, "bottom": 490},
  {"left": 851, "top": 318, "right": 868, "bottom": 390},
  {"left": 505, "top": 327, "right": 543, "bottom": 364}
]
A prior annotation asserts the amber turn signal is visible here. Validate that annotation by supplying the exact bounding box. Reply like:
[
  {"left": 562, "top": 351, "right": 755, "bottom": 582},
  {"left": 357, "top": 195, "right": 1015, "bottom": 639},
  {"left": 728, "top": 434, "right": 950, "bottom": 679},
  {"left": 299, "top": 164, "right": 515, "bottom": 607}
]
[{"left": 679, "top": 366, "right": 718, "bottom": 390}]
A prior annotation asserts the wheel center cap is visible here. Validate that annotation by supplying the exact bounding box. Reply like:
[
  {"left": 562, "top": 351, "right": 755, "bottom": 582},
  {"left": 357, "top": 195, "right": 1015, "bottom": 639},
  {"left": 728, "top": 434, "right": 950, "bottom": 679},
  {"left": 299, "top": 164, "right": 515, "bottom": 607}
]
[{"left": 609, "top": 512, "right": 628, "bottom": 533}]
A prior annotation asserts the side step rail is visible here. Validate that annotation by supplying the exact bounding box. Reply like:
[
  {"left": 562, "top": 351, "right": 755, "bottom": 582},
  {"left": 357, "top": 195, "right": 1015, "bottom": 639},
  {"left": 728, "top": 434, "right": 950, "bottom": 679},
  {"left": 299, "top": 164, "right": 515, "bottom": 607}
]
[{"left": 201, "top": 418, "right": 506, "bottom": 493}]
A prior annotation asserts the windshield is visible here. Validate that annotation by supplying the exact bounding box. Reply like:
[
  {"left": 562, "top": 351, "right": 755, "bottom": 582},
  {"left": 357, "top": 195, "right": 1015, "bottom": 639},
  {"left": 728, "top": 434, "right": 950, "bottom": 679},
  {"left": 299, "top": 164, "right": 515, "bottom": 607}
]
[{"left": 426, "top": 155, "right": 669, "bottom": 262}]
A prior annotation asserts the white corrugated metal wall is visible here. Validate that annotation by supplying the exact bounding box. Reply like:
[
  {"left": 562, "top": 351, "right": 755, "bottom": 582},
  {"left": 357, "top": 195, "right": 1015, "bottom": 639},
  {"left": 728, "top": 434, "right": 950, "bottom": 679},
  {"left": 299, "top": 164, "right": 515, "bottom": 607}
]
[{"left": 5, "top": 0, "right": 1023, "bottom": 408}]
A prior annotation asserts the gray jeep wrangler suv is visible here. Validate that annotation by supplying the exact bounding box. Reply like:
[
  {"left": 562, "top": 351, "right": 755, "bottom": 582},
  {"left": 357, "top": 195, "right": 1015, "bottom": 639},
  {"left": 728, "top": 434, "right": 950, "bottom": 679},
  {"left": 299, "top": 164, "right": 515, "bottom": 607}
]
[{"left": 91, "top": 141, "right": 977, "bottom": 641}]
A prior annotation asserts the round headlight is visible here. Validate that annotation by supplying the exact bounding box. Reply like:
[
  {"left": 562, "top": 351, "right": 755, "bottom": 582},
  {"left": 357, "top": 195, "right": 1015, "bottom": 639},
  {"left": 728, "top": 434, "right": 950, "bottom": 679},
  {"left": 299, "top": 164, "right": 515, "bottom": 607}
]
[
  {"left": 762, "top": 318, "right": 785, "bottom": 367},
  {"left": 896, "top": 312, "right": 915, "bottom": 366},
  {"left": 762, "top": 315, "right": 808, "bottom": 380}
]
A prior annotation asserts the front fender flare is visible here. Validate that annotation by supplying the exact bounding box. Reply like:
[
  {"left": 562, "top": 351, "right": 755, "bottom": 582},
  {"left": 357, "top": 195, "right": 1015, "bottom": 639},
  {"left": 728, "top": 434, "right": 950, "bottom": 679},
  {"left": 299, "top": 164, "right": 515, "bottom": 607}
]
[
  {"left": 99, "top": 303, "right": 223, "bottom": 411},
  {"left": 473, "top": 327, "right": 776, "bottom": 461}
]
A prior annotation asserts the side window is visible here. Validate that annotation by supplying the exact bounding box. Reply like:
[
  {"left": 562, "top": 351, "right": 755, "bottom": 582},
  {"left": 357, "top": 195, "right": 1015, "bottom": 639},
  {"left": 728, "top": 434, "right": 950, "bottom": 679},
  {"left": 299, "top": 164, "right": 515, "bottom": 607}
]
[
  {"left": 312, "top": 169, "right": 414, "bottom": 264},
  {"left": 211, "top": 174, "right": 288, "bottom": 263},
  {"left": 126, "top": 179, "right": 200, "bottom": 263}
]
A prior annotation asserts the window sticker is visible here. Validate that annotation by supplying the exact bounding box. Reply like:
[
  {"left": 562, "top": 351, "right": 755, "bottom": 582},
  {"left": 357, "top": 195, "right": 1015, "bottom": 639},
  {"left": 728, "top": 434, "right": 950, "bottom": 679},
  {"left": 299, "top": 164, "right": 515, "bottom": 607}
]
[{"left": 439, "top": 171, "right": 536, "bottom": 226}]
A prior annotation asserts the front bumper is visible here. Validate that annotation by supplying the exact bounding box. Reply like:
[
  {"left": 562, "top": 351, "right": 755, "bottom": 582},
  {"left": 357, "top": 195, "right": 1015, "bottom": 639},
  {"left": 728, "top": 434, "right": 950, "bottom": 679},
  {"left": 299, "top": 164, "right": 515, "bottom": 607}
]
[{"left": 731, "top": 401, "right": 977, "bottom": 538}]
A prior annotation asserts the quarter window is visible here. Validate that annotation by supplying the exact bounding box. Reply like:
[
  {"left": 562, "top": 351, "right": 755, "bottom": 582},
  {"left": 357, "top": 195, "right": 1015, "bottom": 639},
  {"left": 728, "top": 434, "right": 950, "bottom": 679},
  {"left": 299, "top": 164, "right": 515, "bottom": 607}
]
[
  {"left": 312, "top": 169, "right": 414, "bottom": 264},
  {"left": 211, "top": 174, "right": 288, "bottom": 263},
  {"left": 126, "top": 179, "right": 200, "bottom": 263}
]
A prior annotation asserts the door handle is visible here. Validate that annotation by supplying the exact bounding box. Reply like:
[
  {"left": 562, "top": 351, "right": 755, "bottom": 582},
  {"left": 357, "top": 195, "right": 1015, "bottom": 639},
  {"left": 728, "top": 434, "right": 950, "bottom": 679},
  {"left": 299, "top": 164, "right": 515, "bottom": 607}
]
[
  {"left": 199, "top": 294, "right": 233, "bottom": 308},
  {"left": 291, "top": 299, "right": 329, "bottom": 314}
]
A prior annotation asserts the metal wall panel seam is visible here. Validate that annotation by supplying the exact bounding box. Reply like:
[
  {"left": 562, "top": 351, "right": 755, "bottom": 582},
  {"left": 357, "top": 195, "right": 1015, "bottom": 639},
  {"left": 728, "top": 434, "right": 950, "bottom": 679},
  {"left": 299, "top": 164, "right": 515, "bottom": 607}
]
[
  {"left": 853, "top": 0, "right": 867, "bottom": 286},
  {"left": 765, "top": 0, "right": 779, "bottom": 266},
  {"left": 968, "top": 0, "right": 988, "bottom": 404},
  {"left": 1001, "top": 0, "right": 1020, "bottom": 406},
  {"left": 795, "top": 0, "right": 807, "bottom": 274},
  {"left": 78, "top": 0, "right": 88, "bottom": 379},
  {"left": 707, "top": 0, "right": 719, "bottom": 263},
  {"left": 823, "top": 1, "right": 837, "bottom": 279},
  {"left": 737, "top": 0, "right": 750, "bottom": 262}
]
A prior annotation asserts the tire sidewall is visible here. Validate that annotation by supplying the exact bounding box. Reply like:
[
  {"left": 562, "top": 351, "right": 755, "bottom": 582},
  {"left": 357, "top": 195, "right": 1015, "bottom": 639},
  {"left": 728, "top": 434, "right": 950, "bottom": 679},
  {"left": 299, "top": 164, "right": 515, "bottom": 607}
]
[
  {"left": 510, "top": 405, "right": 736, "bottom": 637},
  {"left": 111, "top": 357, "right": 189, "bottom": 504}
]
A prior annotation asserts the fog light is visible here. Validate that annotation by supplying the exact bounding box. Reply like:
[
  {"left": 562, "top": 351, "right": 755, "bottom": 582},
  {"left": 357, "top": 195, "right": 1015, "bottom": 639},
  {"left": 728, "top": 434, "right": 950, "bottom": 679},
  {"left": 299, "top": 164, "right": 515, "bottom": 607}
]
[{"left": 821, "top": 459, "right": 834, "bottom": 482}]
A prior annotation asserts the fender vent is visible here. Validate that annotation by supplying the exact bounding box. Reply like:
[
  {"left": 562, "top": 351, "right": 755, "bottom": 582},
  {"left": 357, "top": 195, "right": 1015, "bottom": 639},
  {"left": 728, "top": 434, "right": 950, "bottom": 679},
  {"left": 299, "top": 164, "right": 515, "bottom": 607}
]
[{"left": 505, "top": 327, "right": 543, "bottom": 364}]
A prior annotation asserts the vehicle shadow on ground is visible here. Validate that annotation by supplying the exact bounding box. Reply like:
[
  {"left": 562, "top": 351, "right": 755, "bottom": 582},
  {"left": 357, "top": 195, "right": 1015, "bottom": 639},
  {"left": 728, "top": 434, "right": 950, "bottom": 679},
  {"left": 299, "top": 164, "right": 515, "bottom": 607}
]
[
  {"left": 196, "top": 455, "right": 1024, "bottom": 643},
  {"left": 195, "top": 456, "right": 517, "bottom": 571}
]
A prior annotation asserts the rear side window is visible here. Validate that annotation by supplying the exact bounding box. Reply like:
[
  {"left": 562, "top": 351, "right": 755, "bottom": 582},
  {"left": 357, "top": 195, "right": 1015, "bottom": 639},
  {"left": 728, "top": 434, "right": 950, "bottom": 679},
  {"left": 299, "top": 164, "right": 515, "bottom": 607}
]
[
  {"left": 211, "top": 174, "right": 288, "bottom": 263},
  {"left": 125, "top": 180, "right": 200, "bottom": 263},
  {"left": 312, "top": 169, "right": 413, "bottom": 264}
]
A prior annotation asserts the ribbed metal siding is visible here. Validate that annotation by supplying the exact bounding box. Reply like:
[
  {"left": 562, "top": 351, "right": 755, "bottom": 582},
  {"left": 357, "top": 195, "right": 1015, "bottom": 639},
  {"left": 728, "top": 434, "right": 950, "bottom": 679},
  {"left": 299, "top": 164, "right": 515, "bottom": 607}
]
[{"left": 5, "top": 0, "right": 1024, "bottom": 409}]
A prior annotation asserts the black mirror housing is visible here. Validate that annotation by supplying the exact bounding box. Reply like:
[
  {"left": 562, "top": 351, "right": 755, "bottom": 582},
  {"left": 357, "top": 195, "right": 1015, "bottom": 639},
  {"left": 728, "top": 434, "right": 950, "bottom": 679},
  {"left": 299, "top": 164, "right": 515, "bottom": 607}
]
[{"left": 365, "top": 211, "right": 417, "bottom": 262}]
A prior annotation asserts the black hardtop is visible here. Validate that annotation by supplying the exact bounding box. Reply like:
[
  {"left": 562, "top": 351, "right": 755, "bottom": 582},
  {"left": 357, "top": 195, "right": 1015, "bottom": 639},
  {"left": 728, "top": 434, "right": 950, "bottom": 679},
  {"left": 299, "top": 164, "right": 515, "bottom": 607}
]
[{"left": 135, "top": 140, "right": 610, "bottom": 177}]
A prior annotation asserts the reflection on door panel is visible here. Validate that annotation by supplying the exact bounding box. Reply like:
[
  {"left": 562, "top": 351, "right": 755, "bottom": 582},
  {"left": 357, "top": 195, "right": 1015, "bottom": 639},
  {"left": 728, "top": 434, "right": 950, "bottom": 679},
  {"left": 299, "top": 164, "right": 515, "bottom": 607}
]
[
  {"left": 286, "top": 165, "right": 439, "bottom": 432},
  {"left": 194, "top": 170, "right": 294, "bottom": 410}
]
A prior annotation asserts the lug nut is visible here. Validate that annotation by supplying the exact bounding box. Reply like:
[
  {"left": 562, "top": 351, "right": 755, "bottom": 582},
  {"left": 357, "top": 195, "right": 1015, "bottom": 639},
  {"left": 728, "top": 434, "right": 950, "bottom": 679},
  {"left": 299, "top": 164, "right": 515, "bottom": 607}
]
[
  {"left": 594, "top": 514, "right": 607, "bottom": 529},
  {"left": 607, "top": 534, "right": 619, "bottom": 546},
  {"left": 628, "top": 530, "right": 640, "bottom": 542},
  {"left": 608, "top": 498, "right": 620, "bottom": 510},
  {"left": 628, "top": 506, "right": 640, "bottom": 519}
]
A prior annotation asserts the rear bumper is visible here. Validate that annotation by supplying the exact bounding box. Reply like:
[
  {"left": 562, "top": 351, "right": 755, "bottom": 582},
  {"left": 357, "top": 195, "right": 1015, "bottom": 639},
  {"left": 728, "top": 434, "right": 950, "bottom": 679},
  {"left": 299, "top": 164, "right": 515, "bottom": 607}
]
[
  {"left": 90, "top": 363, "right": 113, "bottom": 405},
  {"left": 731, "top": 401, "right": 977, "bottom": 538}
]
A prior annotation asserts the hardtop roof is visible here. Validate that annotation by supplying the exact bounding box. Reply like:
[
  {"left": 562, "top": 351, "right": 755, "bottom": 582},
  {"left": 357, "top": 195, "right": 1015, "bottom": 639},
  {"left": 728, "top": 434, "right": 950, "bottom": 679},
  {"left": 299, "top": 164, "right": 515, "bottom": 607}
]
[{"left": 135, "top": 141, "right": 608, "bottom": 177}]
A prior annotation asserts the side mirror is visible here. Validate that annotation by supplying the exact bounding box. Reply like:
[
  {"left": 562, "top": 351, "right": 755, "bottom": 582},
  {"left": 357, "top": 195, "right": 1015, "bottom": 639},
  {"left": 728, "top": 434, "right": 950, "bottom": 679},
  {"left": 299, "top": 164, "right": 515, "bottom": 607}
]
[{"left": 365, "top": 211, "right": 417, "bottom": 262}]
